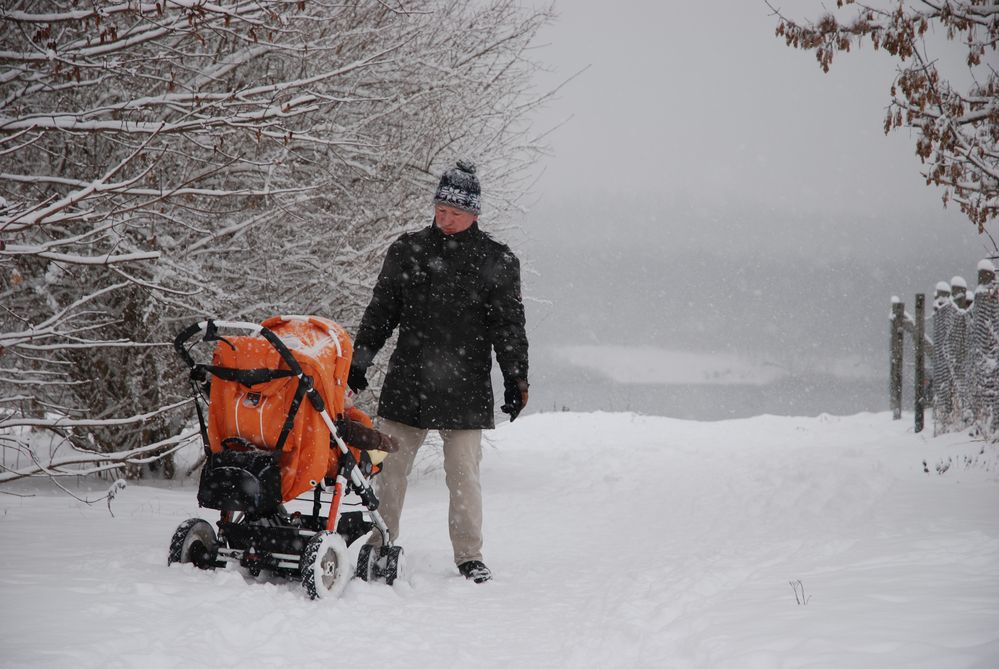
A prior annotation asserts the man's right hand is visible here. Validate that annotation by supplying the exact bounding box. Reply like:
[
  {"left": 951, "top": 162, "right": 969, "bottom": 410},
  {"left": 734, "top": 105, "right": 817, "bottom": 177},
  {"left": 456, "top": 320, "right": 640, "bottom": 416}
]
[
  {"left": 501, "top": 379, "right": 529, "bottom": 422},
  {"left": 347, "top": 365, "right": 369, "bottom": 393}
]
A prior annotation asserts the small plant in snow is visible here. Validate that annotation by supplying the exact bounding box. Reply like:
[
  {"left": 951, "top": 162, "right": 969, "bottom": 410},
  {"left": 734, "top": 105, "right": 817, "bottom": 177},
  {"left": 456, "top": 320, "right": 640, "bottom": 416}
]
[
  {"left": 106, "top": 479, "right": 127, "bottom": 518},
  {"left": 789, "top": 579, "right": 811, "bottom": 606}
]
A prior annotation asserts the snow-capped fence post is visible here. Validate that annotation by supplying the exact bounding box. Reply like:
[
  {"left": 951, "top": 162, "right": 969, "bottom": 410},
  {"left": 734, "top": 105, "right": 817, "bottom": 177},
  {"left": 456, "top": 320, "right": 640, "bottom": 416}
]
[
  {"left": 946, "top": 278, "right": 972, "bottom": 428},
  {"left": 933, "top": 282, "right": 954, "bottom": 434},
  {"left": 969, "top": 261, "right": 998, "bottom": 434},
  {"left": 890, "top": 295, "right": 935, "bottom": 427},
  {"left": 890, "top": 299, "right": 905, "bottom": 420},
  {"left": 914, "top": 294, "right": 926, "bottom": 433}
]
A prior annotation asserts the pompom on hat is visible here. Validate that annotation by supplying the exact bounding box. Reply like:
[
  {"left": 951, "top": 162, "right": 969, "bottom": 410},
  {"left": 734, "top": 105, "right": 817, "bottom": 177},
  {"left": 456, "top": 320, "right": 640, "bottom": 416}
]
[{"left": 434, "top": 160, "right": 481, "bottom": 215}]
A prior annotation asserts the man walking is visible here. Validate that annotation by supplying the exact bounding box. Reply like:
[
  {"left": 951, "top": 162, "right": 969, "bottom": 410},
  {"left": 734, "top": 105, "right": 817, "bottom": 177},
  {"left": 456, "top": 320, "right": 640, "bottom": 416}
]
[{"left": 348, "top": 160, "right": 529, "bottom": 583}]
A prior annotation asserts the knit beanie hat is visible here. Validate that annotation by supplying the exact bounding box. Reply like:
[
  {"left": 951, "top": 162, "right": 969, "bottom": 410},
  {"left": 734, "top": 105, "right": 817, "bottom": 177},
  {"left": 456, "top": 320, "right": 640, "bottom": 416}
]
[{"left": 434, "top": 160, "right": 481, "bottom": 214}]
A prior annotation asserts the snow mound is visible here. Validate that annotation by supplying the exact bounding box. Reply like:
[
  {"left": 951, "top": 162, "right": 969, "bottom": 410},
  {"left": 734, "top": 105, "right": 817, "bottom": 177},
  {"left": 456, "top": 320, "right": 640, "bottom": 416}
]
[{"left": 1, "top": 412, "right": 997, "bottom": 668}]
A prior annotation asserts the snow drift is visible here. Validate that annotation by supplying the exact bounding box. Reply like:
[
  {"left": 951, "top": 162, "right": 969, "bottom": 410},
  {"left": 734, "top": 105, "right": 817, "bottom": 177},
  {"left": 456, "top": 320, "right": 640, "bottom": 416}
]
[{"left": 1, "top": 411, "right": 997, "bottom": 668}]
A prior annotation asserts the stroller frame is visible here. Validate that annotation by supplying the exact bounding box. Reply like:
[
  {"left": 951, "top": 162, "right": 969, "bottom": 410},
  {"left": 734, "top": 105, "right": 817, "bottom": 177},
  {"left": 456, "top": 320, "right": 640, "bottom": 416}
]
[{"left": 168, "top": 318, "right": 403, "bottom": 598}]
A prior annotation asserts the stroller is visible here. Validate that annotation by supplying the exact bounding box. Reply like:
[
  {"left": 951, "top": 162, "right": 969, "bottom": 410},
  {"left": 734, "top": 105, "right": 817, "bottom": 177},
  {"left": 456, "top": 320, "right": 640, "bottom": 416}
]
[{"left": 167, "top": 315, "right": 404, "bottom": 598}]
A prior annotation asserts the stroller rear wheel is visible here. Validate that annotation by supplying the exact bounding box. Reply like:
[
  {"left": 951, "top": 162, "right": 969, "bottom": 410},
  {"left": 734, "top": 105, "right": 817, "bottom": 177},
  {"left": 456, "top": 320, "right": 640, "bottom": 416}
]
[
  {"left": 168, "top": 518, "right": 218, "bottom": 569},
  {"left": 355, "top": 544, "right": 376, "bottom": 582},
  {"left": 301, "top": 531, "right": 352, "bottom": 599}
]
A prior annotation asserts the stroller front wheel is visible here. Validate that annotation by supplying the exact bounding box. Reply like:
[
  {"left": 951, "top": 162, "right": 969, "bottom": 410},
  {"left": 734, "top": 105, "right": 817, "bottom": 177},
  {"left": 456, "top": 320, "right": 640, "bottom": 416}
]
[
  {"left": 168, "top": 518, "right": 218, "bottom": 569},
  {"left": 301, "top": 531, "right": 352, "bottom": 599},
  {"left": 382, "top": 546, "right": 406, "bottom": 586},
  {"left": 357, "top": 544, "right": 406, "bottom": 586},
  {"left": 355, "top": 543, "right": 376, "bottom": 582}
]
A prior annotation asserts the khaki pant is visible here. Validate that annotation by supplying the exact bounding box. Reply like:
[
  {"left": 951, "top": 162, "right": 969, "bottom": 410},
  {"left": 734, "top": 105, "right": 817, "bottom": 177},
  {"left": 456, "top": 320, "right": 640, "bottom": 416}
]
[{"left": 367, "top": 418, "right": 483, "bottom": 565}]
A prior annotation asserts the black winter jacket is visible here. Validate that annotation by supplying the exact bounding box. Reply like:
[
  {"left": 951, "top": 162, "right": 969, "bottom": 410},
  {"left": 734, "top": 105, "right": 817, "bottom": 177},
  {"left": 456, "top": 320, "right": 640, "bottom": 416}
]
[{"left": 352, "top": 222, "right": 528, "bottom": 429}]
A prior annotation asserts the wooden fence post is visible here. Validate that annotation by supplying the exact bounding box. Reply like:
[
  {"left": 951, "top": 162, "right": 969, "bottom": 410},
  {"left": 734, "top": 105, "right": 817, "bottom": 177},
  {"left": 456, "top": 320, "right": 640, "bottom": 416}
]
[
  {"left": 890, "top": 299, "right": 904, "bottom": 420},
  {"left": 914, "top": 294, "right": 926, "bottom": 432}
]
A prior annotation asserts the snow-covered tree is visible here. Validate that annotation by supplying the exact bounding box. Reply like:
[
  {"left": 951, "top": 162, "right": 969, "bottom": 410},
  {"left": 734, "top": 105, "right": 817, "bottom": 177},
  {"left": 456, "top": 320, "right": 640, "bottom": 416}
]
[
  {"left": 769, "top": 0, "right": 998, "bottom": 244},
  {"left": 1, "top": 0, "right": 554, "bottom": 482}
]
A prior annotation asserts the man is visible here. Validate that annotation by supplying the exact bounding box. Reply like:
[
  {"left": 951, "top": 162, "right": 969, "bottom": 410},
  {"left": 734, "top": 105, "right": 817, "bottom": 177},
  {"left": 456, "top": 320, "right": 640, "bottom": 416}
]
[{"left": 348, "top": 160, "right": 529, "bottom": 583}]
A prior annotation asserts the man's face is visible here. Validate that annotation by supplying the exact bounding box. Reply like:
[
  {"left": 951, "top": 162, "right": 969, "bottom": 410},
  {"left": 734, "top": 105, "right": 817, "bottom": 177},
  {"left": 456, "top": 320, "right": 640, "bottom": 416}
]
[{"left": 435, "top": 204, "right": 477, "bottom": 235}]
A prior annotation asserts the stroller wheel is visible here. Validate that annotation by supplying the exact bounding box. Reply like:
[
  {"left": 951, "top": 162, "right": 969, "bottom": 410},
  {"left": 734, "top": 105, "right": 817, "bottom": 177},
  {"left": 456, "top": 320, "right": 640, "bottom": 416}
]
[
  {"left": 355, "top": 544, "right": 376, "bottom": 582},
  {"left": 168, "top": 518, "right": 218, "bottom": 569},
  {"left": 381, "top": 546, "right": 406, "bottom": 587},
  {"left": 301, "top": 531, "right": 353, "bottom": 600}
]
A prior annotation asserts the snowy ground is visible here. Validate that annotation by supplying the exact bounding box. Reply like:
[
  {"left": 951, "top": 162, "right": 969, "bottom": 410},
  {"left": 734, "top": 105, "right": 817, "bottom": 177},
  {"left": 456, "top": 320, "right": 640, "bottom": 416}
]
[{"left": 2, "top": 412, "right": 998, "bottom": 668}]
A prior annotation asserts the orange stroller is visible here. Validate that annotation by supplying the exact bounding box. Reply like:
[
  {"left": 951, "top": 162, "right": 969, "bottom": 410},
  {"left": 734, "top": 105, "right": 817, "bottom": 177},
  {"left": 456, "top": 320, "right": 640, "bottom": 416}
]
[{"left": 167, "top": 316, "right": 403, "bottom": 598}]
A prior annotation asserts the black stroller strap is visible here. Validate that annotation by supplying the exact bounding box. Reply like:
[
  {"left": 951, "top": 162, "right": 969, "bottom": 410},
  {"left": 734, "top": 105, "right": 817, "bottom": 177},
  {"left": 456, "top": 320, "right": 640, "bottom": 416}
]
[
  {"left": 190, "top": 378, "right": 212, "bottom": 458},
  {"left": 197, "top": 365, "right": 296, "bottom": 387},
  {"left": 273, "top": 374, "right": 312, "bottom": 453}
]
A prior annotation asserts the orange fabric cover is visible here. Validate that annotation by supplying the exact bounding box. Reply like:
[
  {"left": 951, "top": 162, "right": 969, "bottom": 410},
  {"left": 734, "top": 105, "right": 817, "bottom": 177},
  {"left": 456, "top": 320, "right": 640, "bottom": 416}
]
[
  {"left": 344, "top": 405, "right": 373, "bottom": 429},
  {"left": 326, "top": 406, "right": 377, "bottom": 478},
  {"left": 206, "top": 316, "right": 352, "bottom": 501}
]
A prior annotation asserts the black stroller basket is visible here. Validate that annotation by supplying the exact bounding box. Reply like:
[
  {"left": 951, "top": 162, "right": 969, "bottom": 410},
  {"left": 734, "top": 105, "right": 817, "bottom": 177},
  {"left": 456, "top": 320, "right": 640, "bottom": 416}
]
[{"left": 197, "top": 438, "right": 282, "bottom": 519}]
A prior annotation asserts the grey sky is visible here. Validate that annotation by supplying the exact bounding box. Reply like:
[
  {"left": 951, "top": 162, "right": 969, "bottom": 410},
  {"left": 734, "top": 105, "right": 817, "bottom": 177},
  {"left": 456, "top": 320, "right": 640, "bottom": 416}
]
[
  {"left": 527, "top": 1, "right": 975, "bottom": 219},
  {"left": 512, "top": 1, "right": 992, "bottom": 418}
]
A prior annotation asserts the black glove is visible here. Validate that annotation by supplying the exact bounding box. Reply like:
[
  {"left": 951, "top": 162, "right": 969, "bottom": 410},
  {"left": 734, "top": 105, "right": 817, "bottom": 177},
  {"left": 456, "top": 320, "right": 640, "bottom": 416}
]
[
  {"left": 501, "top": 379, "right": 528, "bottom": 422},
  {"left": 347, "top": 364, "right": 369, "bottom": 393}
]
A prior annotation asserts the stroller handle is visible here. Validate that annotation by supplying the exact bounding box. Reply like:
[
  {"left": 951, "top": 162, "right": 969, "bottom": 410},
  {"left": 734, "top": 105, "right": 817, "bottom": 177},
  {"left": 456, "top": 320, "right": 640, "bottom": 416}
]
[{"left": 174, "top": 319, "right": 307, "bottom": 381}]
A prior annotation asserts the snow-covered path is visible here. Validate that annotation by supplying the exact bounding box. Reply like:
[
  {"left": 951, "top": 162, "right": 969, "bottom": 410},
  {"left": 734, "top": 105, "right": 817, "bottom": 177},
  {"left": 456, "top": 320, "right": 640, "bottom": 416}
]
[{"left": 2, "top": 412, "right": 997, "bottom": 668}]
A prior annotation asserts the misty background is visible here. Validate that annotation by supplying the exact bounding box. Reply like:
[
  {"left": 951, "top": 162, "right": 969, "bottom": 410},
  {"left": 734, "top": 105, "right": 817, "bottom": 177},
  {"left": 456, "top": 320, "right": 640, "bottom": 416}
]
[{"left": 506, "top": 1, "right": 994, "bottom": 420}]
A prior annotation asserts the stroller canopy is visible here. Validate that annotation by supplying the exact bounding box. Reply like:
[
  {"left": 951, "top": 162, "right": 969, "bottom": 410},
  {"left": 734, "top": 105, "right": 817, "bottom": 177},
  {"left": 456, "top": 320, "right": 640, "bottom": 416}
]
[{"left": 206, "top": 316, "right": 353, "bottom": 501}]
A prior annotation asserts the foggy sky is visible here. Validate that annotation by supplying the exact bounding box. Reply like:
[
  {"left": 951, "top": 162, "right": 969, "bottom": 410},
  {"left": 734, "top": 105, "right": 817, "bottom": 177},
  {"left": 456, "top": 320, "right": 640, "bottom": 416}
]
[
  {"left": 509, "top": 1, "right": 993, "bottom": 418},
  {"left": 524, "top": 1, "right": 980, "bottom": 219}
]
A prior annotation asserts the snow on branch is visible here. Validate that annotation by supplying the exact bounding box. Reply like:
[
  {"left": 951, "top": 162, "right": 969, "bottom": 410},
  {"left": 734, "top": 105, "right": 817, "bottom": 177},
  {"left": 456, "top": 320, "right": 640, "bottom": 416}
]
[
  {"left": 0, "top": 282, "right": 130, "bottom": 349},
  {"left": 4, "top": 248, "right": 161, "bottom": 265},
  {"left": 0, "top": 398, "right": 192, "bottom": 430},
  {"left": 0, "top": 173, "right": 313, "bottom": 198},
  {"left": 1, "top": 0, "right": 556, "bottom": 488},
  {"left": 0, "top": 428, "right": 200, "bottom": 484}
]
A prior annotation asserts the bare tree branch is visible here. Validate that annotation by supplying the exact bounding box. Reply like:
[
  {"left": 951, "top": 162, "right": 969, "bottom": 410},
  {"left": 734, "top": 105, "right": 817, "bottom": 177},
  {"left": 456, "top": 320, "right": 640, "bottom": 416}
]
[
  {"left": 768, "top": 0, "right": 999, "bottom": 243},
  {"left": 1, "top": 0, "right": 556, "bottom": 491}
]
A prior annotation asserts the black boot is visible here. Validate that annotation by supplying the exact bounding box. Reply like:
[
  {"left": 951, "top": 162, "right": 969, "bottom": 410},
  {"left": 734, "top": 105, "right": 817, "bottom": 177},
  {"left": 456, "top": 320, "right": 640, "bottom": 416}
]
[{"left": 457, "top": 560, "right": 492, "bottom": 583}]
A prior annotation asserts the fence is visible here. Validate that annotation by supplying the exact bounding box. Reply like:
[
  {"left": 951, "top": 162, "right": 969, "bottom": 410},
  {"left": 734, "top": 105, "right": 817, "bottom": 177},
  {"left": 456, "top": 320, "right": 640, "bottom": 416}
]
[{"left": 890, "top": 259, "right": 998, "bottom": 440}]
